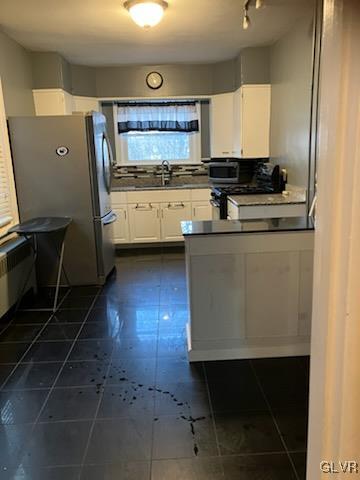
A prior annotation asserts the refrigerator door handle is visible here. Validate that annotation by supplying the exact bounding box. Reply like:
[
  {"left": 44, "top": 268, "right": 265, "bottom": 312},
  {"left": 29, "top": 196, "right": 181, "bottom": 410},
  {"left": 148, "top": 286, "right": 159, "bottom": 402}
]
[
  {"left": 103, "top": 212, "right": 117, "bottom": 225},
  {"left": 104, "top": 132, "right": 116, "bottom": 167},
  {"left": 101, "top": 133, "right": 112, "bottom": 194}
]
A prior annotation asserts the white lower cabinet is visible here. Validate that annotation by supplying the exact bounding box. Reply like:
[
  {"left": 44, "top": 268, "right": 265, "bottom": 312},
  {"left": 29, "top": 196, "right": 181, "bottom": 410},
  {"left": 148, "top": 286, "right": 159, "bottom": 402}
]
[
  {"left": 160, "top": 202, "right": 192, "bottom": 241},
  {"left": 111, "top": 188, "right": 213, "bottom": 245},
  {"left": 192, "top": 201, "right": 212, "bottom": 221},
  {"left": 112, "top": 206, "right": 130, "bottom": 243},
  {"left": 112, "top": 189, "right": 306, "bottom": 245},
  {"left": 128, "top": 203, "right": 161, "bottom": 243},
  {"left": 227, "top": 200, "right": 307, "bottom": 220}
]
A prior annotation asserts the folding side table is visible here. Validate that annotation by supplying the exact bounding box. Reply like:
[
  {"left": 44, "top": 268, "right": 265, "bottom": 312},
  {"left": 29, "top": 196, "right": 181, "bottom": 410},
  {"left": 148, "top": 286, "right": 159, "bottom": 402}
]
[{"left": 9, "top": 217, "right": 72, "bottom": 313}]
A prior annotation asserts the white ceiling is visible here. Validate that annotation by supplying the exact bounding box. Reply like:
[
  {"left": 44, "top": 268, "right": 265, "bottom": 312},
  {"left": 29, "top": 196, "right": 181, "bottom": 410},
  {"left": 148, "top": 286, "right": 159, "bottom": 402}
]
[{"left": 0, "top": 0, "right": 314, "bottom": 66}]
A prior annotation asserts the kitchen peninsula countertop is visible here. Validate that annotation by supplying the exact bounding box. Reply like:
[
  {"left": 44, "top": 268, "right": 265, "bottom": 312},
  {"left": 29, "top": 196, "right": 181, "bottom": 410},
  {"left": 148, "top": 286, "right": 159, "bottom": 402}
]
[
  {"left": 228, "top": 187, "right": 306, "bottom": 207},
  {"left": 181, "top": 216, "right": 314, "bottom": 236}
]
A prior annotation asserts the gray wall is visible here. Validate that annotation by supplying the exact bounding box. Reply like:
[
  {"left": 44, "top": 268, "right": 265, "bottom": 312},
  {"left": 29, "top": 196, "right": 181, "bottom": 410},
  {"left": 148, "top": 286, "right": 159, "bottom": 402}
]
[
  {"left": 269, "top": 16, "right": 314, "bottom": 188},
  {"left": 94, "top": 61, "right": 235, "bottom": 98},
  {"left": 31, "top": 51, "right": 72, "bottom": 93},
  {"left": 0, "top": 30, "right": 34, "bottom": 116},
  {"left": 240, "top": 47, "right": 270, "bottom": 86},
  {"left": 30, "top": 48, "right": 270, "bottom": 98},
  {"left": 71, "top": 65, "right": 97, "bottom": 97}
]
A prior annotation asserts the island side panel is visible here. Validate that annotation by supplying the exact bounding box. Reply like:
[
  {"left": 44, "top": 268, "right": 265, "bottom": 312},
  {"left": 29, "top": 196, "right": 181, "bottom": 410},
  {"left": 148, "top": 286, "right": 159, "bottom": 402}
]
[
  {"left": 190, "top": 253, "right": 246, "bottom": 341},
  {"left": 185, "top": 231, "right": 314, "bottom": 361},
  {"left": 298, "top": 249, "right": 314, "bottom": 336},
  {"left": 245, "top": 251, "right": 300, "bottom": 338}
]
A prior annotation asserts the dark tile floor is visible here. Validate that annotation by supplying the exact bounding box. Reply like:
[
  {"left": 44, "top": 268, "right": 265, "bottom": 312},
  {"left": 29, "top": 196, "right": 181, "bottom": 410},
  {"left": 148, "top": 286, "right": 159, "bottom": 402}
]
[{"left": 0, "top": 248, "right": 309, "bottom": 479}]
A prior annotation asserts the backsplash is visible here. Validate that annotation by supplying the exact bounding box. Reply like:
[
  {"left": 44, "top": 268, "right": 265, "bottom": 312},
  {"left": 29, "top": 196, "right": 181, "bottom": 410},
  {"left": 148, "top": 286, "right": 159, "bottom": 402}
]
[{"left": 113, "top": 163, "right": 208, "bottom": 179}]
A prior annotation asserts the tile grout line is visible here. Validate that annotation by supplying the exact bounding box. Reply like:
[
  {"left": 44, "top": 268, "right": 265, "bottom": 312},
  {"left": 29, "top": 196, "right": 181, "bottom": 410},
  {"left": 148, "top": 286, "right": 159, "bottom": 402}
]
[
  {"left": 78, "top": 290, "right": 161, "bottom": 479},
  {"left": 78, "top": 339, "right": 117, "bottom": 477},
  {"left": 0, "top": 290, "right": 71, "bottom": 339},
  {"left": 0, "top": 289, "right": 72, "bottom": 391},
  {"left": 249, "top": 360, "right": 301, "bottom": 480},
  {"left": 77, "top": 280, "right": 160, "bottom": 477},
  {"left": 26, "top": 290, "right": 103, "bottom": 442},
  {"left": 0, "top": 289, "right": 73, "bottom": 477},
  {"left": 148, "top": 301, "right": 161, "bottom": 480},
  {"left": 202, "top": 363, "right": 222, "bottom": 459}
]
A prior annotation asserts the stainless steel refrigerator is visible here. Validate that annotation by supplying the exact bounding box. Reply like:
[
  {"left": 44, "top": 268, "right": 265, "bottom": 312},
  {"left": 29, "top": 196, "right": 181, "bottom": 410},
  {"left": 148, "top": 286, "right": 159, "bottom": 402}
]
[{"left": 8, "top": 112, "right": 116, "bottom": 286}]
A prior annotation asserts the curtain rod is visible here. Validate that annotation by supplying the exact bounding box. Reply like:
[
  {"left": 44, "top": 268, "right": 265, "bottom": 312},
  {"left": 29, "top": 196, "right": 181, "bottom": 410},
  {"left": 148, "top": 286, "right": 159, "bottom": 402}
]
[{"left": 116, "top": 101, "right": 199, "bottom": 107}]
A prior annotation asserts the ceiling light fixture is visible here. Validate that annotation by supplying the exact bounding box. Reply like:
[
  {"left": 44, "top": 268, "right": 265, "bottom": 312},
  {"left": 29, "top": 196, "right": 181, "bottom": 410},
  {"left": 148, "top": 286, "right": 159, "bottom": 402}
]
[{"left": 124, "top": 0, "right": 168, "bottom": 28}]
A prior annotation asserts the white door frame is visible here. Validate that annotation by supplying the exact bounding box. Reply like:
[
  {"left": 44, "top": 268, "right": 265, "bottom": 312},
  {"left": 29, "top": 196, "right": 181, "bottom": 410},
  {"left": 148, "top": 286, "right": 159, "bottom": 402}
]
[{"left": 307, "top": 0, "right": 360, "bottom": 477}]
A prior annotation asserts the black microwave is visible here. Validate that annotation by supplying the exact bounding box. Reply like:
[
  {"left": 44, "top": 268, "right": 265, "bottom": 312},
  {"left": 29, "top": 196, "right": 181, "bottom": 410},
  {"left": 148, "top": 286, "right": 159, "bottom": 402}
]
[
  {"left": 208, "top": 159, "right": 256, "bottom": 184},
  {"left": 208, "top": 161, "right": 240, "bottom": 183}
]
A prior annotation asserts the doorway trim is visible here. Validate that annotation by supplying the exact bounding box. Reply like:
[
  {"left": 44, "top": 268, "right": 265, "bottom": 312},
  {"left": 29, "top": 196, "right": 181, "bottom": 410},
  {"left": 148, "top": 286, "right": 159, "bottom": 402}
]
[{"left": 307, "top": 0, "right": 360, "bottom": 477}]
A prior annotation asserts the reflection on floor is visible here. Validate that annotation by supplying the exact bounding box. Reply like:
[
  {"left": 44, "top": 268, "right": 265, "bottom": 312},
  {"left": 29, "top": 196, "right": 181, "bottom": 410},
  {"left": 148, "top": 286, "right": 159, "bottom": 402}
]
[{"left": 0, "top": 248, "right": 309, "bottom": 479}]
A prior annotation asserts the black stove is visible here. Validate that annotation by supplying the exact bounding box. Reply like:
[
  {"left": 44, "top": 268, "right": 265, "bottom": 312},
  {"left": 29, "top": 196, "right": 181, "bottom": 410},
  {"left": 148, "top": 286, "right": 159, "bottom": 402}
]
[
  {"left": 212, "top": 184, "right": 275, "bottom": 196},
  {"left": 210, "top": 163, "right": 286, "bottom": 219},
  {"left": 211, "top": 185, "right": 276, "bottom": 219}
]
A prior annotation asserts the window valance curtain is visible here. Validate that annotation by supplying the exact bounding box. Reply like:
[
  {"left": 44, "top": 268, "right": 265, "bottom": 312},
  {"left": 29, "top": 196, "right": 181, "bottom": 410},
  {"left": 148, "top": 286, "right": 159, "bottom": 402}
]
[{"left": 117, "top": 102, "right": 199, "bottom": 134}]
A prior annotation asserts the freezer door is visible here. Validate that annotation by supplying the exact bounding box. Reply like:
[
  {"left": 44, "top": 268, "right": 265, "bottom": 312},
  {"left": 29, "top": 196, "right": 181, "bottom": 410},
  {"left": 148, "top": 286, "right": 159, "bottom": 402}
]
[
  {"left": 94, "top": 211, "right": 116, "bottom": 283},
  {"left": 88, "top": 113, "right": 113, "bottom": 218}
]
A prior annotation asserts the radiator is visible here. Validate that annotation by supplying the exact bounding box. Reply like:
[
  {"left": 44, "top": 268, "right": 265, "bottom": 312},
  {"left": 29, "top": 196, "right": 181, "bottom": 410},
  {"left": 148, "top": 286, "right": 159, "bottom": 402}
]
[{"left": 0, "top": 237, "right": 36, "bottom": 317}]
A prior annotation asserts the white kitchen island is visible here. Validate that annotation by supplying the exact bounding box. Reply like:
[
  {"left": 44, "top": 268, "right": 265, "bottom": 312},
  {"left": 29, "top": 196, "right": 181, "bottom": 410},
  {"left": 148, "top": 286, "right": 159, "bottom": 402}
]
[{"left": 181, "top": 217, "right": 314, "bottom": 362}]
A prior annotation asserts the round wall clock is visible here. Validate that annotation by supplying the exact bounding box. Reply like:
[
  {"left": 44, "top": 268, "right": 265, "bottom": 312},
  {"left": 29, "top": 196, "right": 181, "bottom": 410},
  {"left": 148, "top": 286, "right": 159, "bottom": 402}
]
[{"left": 146, "top": 71, "right": 163, "bottom": 89}]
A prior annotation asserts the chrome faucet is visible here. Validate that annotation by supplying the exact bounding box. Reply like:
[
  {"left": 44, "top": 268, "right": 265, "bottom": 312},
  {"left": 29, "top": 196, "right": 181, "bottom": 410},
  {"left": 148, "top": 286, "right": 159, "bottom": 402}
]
[{"left": 161, "top": 160, "right": 171, "bottom": 186}]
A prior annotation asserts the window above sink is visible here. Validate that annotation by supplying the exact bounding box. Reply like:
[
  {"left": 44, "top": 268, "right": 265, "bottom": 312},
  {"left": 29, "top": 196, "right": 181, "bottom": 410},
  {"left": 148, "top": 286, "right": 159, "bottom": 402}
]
[
  {"left": 114, "top": 100, "right": 202, "bottom": 166},
  {"left": 119, "top": 130, "right": 200, "bottom": 164}
]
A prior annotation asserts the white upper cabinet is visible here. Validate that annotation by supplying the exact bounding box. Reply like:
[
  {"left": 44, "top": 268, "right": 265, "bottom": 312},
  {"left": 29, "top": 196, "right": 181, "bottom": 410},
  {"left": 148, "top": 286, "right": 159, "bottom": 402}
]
[
  {"left": 237, "top": 84, "right": 271, "bottom": 158},
  {"left": 33, "top": 89, "right": 100, "bottom": 116},
  {"left": 210, "top": 85, "right": 271, "bottom": 159},
  {"left": 73, "top": 96, "right": 100, "bottom": 113},
  {"left": 232, "top": 88, "right": 241, "bottom": 157},
  {"left": 210, "top": 92, "right": 235, "bottom": 158},
  {"left": 33, "top": 89, "right": 74, "bottom": 116}
]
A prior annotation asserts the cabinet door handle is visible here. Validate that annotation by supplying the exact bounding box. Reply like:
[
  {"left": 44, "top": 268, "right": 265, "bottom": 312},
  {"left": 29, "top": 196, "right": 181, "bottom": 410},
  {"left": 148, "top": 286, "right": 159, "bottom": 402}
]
[
  {"left": 168, "top": 202, "right": 185, "bottom": 209},
  {"left": 135, "top": 203, "right": 152, "bottom": 211},
  {"left": 124, "top": 210, "right": 127, "bottom": 220}
]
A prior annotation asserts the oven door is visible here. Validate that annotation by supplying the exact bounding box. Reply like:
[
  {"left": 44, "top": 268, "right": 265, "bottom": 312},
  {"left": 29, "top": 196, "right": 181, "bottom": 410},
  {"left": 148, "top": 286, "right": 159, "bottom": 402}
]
[
  {"left": 210, "top": 199, "right": 221, "bottom": 220},
  {"left": 209, "top": 162, "right": 239, "bottom": 184}
]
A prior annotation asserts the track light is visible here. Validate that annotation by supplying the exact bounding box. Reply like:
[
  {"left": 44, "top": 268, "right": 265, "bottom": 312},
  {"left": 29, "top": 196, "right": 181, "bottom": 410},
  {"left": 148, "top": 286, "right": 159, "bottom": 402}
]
[
  {"left": 243, "top": 0, "right": 250, "bottom": 30},
  {"left": 243, "top": 11, "right": 250, "bottom": 29},
  {"left": 242, "top": 0, "right": 264, "bottom": 30}
]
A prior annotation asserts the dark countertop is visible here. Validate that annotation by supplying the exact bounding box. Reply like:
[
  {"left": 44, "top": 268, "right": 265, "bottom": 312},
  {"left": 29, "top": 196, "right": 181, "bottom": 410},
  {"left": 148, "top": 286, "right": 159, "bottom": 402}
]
[
  {"left": 181, "top": 216, "right": 314, "bottom": 236},
  {"left": 112, "top": 175, "right": 210, "bottom": 191},
  {"left": 228, "top": 188, "right": 306, "bottom": 207}
]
